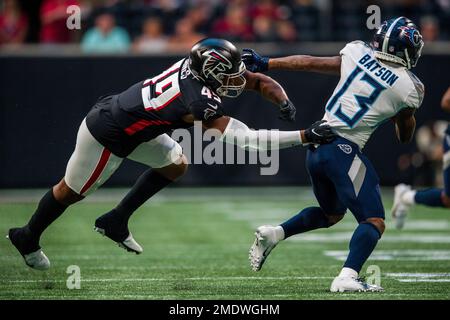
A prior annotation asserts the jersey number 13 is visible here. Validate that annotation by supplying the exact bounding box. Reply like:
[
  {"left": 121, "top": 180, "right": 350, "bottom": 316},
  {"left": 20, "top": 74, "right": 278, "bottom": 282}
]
[{"left": 326, "top": 66, "right": 386, "bottom": 128}]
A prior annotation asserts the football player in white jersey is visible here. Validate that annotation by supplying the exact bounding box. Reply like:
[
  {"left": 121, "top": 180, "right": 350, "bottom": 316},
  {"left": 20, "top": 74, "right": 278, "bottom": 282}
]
[
  {"left": 242, "top": 16, "right": 425, "bottom": 292},
  {"left": 392, "top": 87, "right": 450, "bottom": 229}
]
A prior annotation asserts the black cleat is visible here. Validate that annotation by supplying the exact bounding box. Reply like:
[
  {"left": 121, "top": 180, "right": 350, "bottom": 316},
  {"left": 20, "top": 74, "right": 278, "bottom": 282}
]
[
  {"left": 7, "top": 227, "right": 50, "bottom": 270},
  {"left": 94, "top": 210, "right": 143, "bottom": 254}
]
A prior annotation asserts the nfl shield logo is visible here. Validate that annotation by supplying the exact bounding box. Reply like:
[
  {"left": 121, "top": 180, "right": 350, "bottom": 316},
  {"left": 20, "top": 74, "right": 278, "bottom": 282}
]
[{"left": 338, "top": 144, "right": 352, "bottom": 154}]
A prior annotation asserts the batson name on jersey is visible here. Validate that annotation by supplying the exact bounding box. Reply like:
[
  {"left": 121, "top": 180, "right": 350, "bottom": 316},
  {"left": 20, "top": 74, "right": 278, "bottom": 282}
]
[
  {"left": 323, "top": 41, "right": 424, "bottom": 149},
  {"left": 86, "top": 58, "right": 225, "bottom": 157}
]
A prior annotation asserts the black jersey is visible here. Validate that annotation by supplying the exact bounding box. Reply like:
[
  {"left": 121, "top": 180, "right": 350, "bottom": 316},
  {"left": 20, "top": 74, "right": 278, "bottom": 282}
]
[{"left": 86, "top": 58, "right": 225, "bottom": 157}]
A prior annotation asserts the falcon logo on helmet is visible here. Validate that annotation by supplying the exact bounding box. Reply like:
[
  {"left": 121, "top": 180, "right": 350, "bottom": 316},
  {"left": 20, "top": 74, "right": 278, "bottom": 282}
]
[
  {"left": 202, "top": 49, "right": 233, "bottom": 78},
  {"left": 189, "top": 38, "right": 247, "bottom": 98}
]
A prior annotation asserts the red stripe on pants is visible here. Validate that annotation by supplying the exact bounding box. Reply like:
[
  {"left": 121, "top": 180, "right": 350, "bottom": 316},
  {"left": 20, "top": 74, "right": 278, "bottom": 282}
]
[
  {"left": 124, "top": 119, "right": 172, "bottom": 136},
  {"left": 80, "top": 148, "right": 112, "bottom": 195}
]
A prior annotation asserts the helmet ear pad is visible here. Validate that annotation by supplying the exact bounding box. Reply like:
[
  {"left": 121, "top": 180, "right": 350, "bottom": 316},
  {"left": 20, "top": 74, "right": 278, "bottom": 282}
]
[{"left": 188, "top": 38, "right": 247, "bottom": 97}]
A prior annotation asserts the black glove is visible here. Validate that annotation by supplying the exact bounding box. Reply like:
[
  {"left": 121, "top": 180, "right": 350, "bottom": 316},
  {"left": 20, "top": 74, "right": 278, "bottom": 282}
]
[
  {"left": 279, "top": 100, "right": 296, "bottom": 122},
  {"left": 304, "top": 120, "right": 337, "bottom": 144},
  {"left": 241, "top": 48, "right": 269, "bottom": 73}
]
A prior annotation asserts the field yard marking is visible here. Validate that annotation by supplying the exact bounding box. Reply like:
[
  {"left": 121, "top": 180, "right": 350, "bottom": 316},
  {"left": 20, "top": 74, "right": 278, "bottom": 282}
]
[
  {"left": 324, "top": 250, "right": 450, "bottom": 261},
  {"left": 332, "top": 220, "right": 450, "bottom": 231},
  {"left": 385, "top": 273, "right": 450, "bottom": 277},
  {"left": 3, "top": 278, "right": 168, "bottom": 283},
  {"left": 385, "top": 273, "right": 450, "bottom": 283},
  {"left": 0, "top": 187, "right": 315, "bottom": 204},
  {"left": 396, "top": 279, "right": 450, "bottom": 282},
  {"left": 185, "top": 276, "right": 332, "bottom": 280},
  {"left": 293, "top": 233, "right": 450, "bottom": 243},
  {"left": 3, "top": 276, "right": 333, "bottom": 284}
]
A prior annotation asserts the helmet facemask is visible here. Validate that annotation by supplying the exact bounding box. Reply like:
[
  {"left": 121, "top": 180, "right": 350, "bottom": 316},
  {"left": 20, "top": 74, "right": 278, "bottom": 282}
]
[
  {"left": 191, "top": 48, "right": 247, "bottom": 98},
  {"left": 214, "top": 61, "right": 246, "bottom": 98}
]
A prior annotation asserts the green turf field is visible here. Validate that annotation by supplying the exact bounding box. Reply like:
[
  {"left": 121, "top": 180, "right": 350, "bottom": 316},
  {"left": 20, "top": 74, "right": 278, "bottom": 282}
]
[{"left": 1, "top": 187, "right": 449, "bottom": 300}]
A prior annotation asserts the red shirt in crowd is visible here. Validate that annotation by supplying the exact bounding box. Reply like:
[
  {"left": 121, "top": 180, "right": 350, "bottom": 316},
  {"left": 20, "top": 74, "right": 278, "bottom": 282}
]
[
  {"left": 0, "top": 11, "right": 28, "bottom": 44},
  {"left": 40, "top": 0, "right": 79, "bottom": 43}
]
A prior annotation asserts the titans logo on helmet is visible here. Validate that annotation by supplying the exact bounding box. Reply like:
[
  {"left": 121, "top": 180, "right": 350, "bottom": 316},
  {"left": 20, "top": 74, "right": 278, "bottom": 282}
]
[{"left": 398, "top": 26, "right": 421, "bottom": 46}]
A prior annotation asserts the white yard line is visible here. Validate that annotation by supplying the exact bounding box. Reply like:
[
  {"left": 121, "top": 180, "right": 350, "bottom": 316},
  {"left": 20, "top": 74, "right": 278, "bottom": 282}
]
[
  {"left": 3, "top": 276, "right": 332, "bottom": 284},
  {"left": 385, "top": 272, "right": 450, "bottom": 283},
  {"left": 396, "top": 279, "right": 450, "bottom": 282},
  {"left": 385, "top": 273, "right": 450, "bottom": 277},
  {"left": 292, "top": 233, "right": 450, "bottom": 243},
  {"left": 0, "top": 187, "right": 315, "bottom": 204},
  {"left": 325, "top": 250, "right": 450, "bottom": 261}
]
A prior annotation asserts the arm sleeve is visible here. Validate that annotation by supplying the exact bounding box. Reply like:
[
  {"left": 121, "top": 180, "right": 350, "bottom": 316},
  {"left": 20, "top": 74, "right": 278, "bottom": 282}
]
[{"left": 219, "top": 117, "right": 303, "bottom": 151}]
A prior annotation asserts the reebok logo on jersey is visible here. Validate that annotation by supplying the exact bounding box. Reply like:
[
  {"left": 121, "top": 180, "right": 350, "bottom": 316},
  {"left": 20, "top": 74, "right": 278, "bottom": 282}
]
[{"left": 338, "top": 144, "right": 352, "bottom": 154}]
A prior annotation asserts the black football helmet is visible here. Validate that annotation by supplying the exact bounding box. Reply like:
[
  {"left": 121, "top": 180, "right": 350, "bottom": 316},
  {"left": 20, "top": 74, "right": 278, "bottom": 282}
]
[
  {"left": 189, "top": 38, "right": 246, "bottom": 98},
  {"left": 372, "top": 16, "right": 424, "bottom": 69}
]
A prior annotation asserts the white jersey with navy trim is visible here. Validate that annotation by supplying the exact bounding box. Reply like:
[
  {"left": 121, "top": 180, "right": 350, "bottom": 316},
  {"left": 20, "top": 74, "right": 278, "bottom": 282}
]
[{"left": 323, "top": 41, "right": 424, "bottom": 149}]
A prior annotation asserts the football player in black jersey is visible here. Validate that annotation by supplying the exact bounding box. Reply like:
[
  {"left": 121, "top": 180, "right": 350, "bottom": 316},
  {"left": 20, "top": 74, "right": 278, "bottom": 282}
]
[{"left": 8, "top": 38, "right": 336, "bottom": 270}]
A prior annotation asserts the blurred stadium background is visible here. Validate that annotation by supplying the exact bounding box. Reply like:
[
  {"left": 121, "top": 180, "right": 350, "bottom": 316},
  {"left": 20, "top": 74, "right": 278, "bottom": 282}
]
[
  {"left": 0, "top": 0, "right": 449, "bottom": 188},
  {"left": 0, "top": 0, "right": 449, "bottom": 300}
]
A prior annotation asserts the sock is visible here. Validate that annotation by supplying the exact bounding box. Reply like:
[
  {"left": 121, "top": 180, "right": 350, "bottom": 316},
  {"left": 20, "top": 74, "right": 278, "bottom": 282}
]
[
  {"left": 401, "top": 190, "right": 416, "bottom": 205},
  {"left": 273, "top": 226, "right": 285, "bottom": 242},
  {"left": 26, "top": 189, "right": 68, "bottom": 241},
  {"left": 343, "top": 222, "right": 381, "bottom": 273},
  {"left": 112, "top": 169, "right": 172, "bottom": 224},
  {"left": 280, "top": 207, "right": 331, "bottom": 239},
  {"left": 414, "top": 188, "right": 445, "bottom": 207},
  {"left": 338, "top": 267, "right": 358, "bottom": 279}
]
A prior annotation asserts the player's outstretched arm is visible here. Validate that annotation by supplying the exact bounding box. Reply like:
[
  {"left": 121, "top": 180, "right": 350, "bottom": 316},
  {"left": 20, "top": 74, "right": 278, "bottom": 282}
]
[
  {"left": 268, "top": 55, "right": 341, "bottom": 75},
  {"left": 393, "top": 107, "right": 416, "bottom": 143},
  {"left": 242, "top": 48, "right": 341, "bottom": 75},
  {"left": 202, "top": 116, "right": 336, "bottom": 151},
  {"left": 244, "top": 71, "right": 296, "bottom": 121},
  {"left": 441, "top": 87, "right": 450, "bottom": 113}
]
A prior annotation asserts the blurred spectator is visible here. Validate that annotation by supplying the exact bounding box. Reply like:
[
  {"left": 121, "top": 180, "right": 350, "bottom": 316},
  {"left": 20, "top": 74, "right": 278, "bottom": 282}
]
[
  {"left": 249, "top": 0, "right": 279, "bottom": 19},
  {"left": 413, "top": 121, "right": 448, "bottom": 186},
  {"left": 144, "top": 0, "right": 186, "bottom": 35},
  {"left": 0, "top": 0, "right": 28, "bottom": 45},
  {"left": 252, "top": 16, "right": 277, "bottom": 42},
  {"left": 40, "top": 0, "right": 79, "bottom": 43},
  {"left": 276, "top": 19, "right": 297, "bottom": 42},
  {"left": 81, "top": 13, "right": 130, "bottom": 53},
  {"left": 133, "top": 17, "right": 167, "bottom": 53},
  {"left": 211, "top": 4, "right": 253, "bottom": 41},
  {"left": 167, "top": 17, "right": 204, "bottom": 53},
  {"left": 420, "top": 15, "right": 440, "bottom": 42},
  {"left": 291, "top": 0, "right": 319, "bottom": 41},
  {"left": 184, "top": 2, "right": 213, "bottom": 34},
  {"left": 3, "top": 0, "right": 450, "bottom": 49}
]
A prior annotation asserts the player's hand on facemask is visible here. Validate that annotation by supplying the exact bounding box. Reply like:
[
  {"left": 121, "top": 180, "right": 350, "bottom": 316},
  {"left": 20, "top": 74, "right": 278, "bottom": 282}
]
[
  {"left": 304, "top": 120, "right": 337, "bottom": 144},
  {"left": 279, "top": 100, "right": 296, "bottom": 122},
  {"left": 242, "top": 48, "right": 269, "bottom": 73}
]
